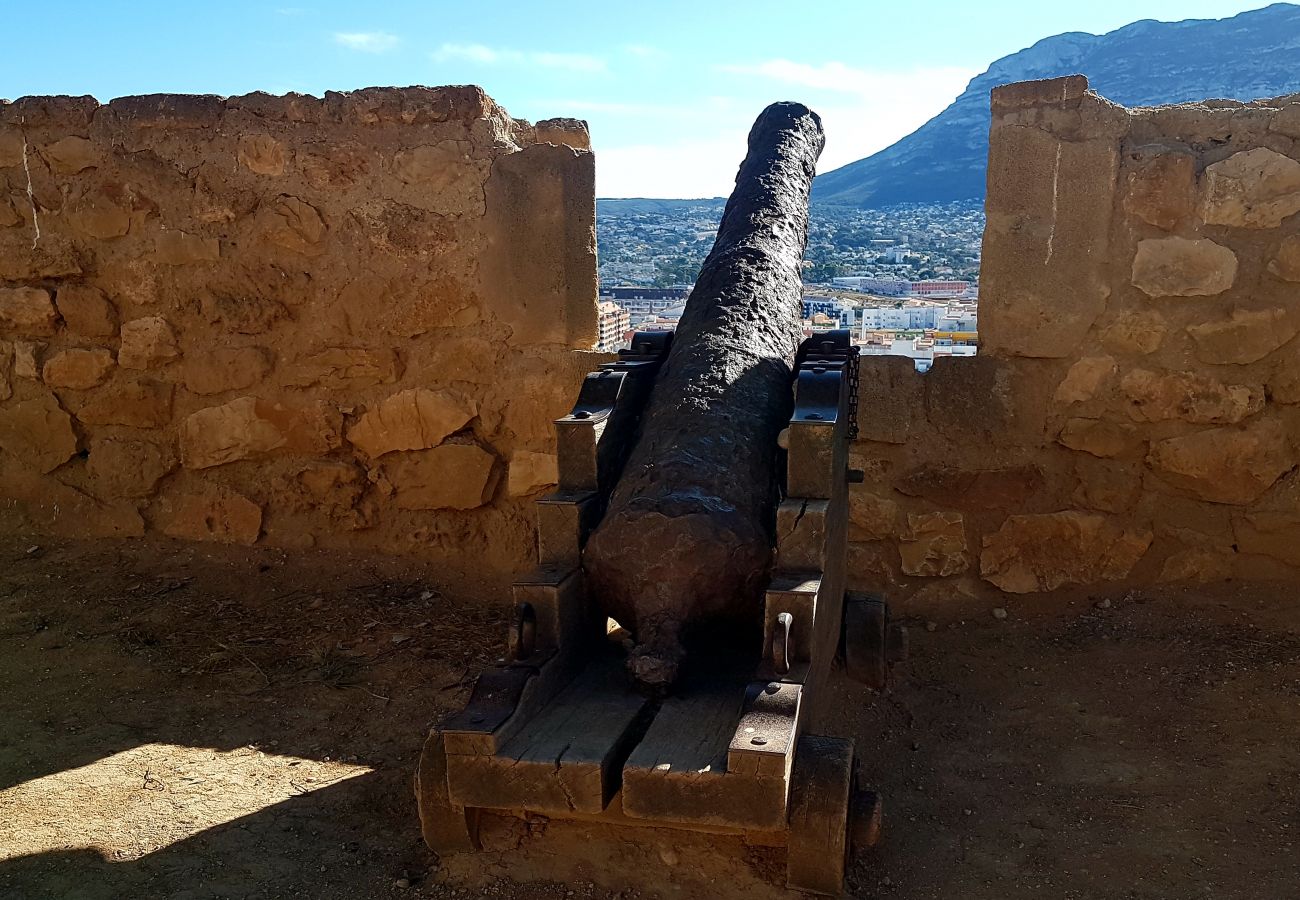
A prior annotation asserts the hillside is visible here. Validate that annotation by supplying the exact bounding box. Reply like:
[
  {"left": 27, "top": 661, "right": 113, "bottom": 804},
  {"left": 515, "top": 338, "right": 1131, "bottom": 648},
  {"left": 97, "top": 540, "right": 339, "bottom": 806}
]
[{"left": 813, "top": 3, "right": 1300, "bottom": 207}]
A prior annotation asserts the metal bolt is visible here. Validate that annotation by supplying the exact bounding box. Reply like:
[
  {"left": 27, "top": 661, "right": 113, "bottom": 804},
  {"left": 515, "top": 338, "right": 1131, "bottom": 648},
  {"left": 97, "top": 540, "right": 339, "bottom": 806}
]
[
  {"left": 750, "top": 736, "right": 767, "bottom": 746},
  {"left": 573, "top": 410, "right": 590, "bottom": 419}
]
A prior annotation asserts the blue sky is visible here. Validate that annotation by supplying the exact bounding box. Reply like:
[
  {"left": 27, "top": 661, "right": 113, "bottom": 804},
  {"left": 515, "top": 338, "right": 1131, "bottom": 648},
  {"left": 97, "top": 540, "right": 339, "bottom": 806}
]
[{"left": 1, "top": 1, "right": 1282, "bottom": 197}]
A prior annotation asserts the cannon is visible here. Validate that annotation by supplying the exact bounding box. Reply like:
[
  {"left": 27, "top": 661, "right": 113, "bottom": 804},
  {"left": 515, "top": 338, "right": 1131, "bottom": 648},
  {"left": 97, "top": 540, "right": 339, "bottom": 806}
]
[{"left": 415, "top": 103, "right": 906, "bottom": 896}]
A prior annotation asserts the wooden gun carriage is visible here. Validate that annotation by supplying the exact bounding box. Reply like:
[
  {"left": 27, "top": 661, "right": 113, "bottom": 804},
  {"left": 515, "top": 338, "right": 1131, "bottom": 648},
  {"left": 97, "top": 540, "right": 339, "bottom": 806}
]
[{"left": 416, "top": 103, "right": 906, "bottom": 896}]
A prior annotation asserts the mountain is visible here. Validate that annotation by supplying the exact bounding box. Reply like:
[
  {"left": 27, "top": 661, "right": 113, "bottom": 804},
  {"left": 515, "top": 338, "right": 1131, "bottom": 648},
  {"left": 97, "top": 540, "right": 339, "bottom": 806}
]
[{"left": 813, "top": 3, "right": 1300, "bottom": 208}]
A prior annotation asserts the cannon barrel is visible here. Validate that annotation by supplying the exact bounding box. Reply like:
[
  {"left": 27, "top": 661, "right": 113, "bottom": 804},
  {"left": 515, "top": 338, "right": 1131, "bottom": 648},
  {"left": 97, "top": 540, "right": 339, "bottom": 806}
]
[{"left": 583, "top": 102, "right": 825, "bottom": 688}]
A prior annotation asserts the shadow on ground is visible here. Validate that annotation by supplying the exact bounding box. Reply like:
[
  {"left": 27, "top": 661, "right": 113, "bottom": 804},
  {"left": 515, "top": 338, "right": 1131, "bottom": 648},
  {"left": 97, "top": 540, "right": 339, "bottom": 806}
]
[{"left": 1, "top": 535, "right": 1298, "bottom": 899}]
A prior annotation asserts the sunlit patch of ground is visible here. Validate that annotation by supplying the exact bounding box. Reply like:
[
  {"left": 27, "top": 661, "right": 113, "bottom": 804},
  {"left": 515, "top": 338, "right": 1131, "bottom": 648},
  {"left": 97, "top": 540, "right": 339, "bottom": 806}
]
[{"left": 0, "top": 743, "right": 370, "bottom": 862}]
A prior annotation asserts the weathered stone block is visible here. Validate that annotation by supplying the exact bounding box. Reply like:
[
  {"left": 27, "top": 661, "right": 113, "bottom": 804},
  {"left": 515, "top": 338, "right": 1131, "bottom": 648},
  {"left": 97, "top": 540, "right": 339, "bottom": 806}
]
[
  {"left": 1123, "top": 150, "right": 1196, "bottom": 230},
  {"left": 385, "top": 443, "right": 499, "bottom": 510},
  {"left": 283, "top": 347, "right": 400, "bottom": 388},
  {"left": 899, "top": 511, "right": 968, "bottom": 577},
  {"left": 848, "top": 489, "right": 898, "bottom": 542},
  {"left": 479, "top": 143, "right": 598, "bottom": 349},
  {"left": 1272, "top": 103, "right": 1300, "bottom": 140},
  {"left": 1269, "top": 234, "right": 1300, "bottom": 282},
  {"left": 0, "top": 127, "right": 23, "bottom": 167},
  {"left": 980, "top": 119, "right": 1118, "bottom": 357},
  {"left": 0, "top": 456, "right": 144, "bottom": 538},
  {"left": 1187, "top": 308, "right": 1298, "bottom": 365},
  {"left": 854, "top": 355, "right": 920, "bottom": 444},
  {"left": 423, "top": 337, "right": 502, "bottom": 385},
  {"left": 55, "top": 285, "right": 117, "bottom": 337},
  {"left": 989, "top": 75, "right": 1089, "bottom": 113},
  {"left": 0, "top": 287, "right": 59, "bottom": 336},
  {"left": 0, "top": 342, "right": 11, "bottom": 402},
  {"left": 507, "top": 450, "right": 558, "bottom": 497},
  {"left": 183, "top": 346, "right": 273, "bottom": 395},
  {"left": 156, "top": 230, "right": 220, "bottom": 264},
  {"left": 41, "top": 136, "right": 97, "bottom": 174},
  {"left": 118, "top": 316, "right": 180, "bottom": 369},
  {"left": 392, "top": 142, "right": 490, "bottom": 216},
  {"left": 295, "top": 460, "right": 367, "bottom": 519},
  {"left": 536, "top": 118, "right": 591, "bottom": 150},
  {"left": 87, "top": 438, "right": 175, "bottom": 498},
  {"left": 1120, "top": 368, "right": 1264, "bottom": 424},
  {"left": 259, "top": 195, "right": 326, "bottom": 256},
  {"left": 893, "top": 464, "right": 1045, "bottom": 511},
  {"left": 75, "top": 377, "right": 173, "bottom": 427},
  {"left": 1054, "top": 356, "right": 1115, "bottom": 403},
  {"left": 237, "top": 133, "right": 287, "bottom": 175},
  {"left": 180, "top": 396, "right": 342, "bottom": 469},
  {"left": 1199, "top": 147, "right": 1300, "bottom": 228},
  {"left": 925, "top": 356, "right": 1055, "bottom": 448},
  {"left": 1131, "top": 237, "right": 1237, "bottom": 297},
  {"left": 1147, "top": 418, "right": 1293, "bottom": 504},
  {"left": 0, "top": 233, "right": 82, "bottom": 281},
  {"left": 346, "top": 388, "right": 477, "bottom": 459},
  {"left": 1100, "top": 311, "right": 1167, "bottom": 355},
  {"left": 67, "top": 185, "right": 135, "bottom": 239},
  {"left": 162, "top": 488, "right": 262, "bottom": 545},
  {"left": 1071, "top": 458, "right": 1144, "bottom": 514},
  {"left": 1158, "top": 548, "right": 1233, "bottom": 584},
  {"left": 1268, "top": 348, "right": 1300, "bottom": 403},
  {"left": 1232, "top": 510, "right": 1300, "bottom": 567},
  {"left": 13, "top": 341, "right": 42, "bottom": 380},
  {"left": 980, "top": 511, "right": 1152, "bottom": 593},
  {"left": 0, "top": 198, "right": 21, "bottom": 228},
  {"left": 1058, "top": 418, "right": 1144, "bottom": 459},
  {"left": 199, "top": 293, "right": 288, "bottom": 335},
  {"left": 0, "top": 392, "right": 78, "bottom": 473},
  {"left": 42, "top": 348, "right": 115, "bottom": 389}
]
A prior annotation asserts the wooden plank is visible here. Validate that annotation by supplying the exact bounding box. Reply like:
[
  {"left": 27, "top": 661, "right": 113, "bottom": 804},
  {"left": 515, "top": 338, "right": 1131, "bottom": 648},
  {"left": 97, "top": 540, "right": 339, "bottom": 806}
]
[
  {"left": 622, "top": 681, "right": 790, "bottom": 831},
  {"left": 444, "top": 566, "right": 594, "bottom": 758},
  {"left": 786, "top": 735, "right": 855, "bottom": 896},
  {"left": 447, "top": 659, "right": 648, "bottom": 815},
  {"left": 536, "top": 491, "right": 600, "bottom": 569},
  {"left": 728, "top": 682, "right": 801, "bottom": 779},
  {"left": 414, "top": 730, "right": 480, "bottom": 853},
  {"left": 762, "top": 574, "right": 819, "bottom": 675},
  {"left": 775, "top": 499, "right": 828, "bottom": 571}
]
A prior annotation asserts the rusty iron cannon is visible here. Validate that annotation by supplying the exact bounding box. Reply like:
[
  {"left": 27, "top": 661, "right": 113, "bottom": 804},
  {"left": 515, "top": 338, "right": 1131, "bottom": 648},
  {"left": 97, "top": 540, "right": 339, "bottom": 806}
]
[{"left": 416, "top": 102, "right": 906, "bottom": 896}]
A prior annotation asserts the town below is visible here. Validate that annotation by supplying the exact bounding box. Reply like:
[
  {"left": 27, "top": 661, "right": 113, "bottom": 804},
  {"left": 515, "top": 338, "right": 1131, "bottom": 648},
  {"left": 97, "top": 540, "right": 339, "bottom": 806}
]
[{"left": 596, "top": 199, "right": 981, "bottom": 371}]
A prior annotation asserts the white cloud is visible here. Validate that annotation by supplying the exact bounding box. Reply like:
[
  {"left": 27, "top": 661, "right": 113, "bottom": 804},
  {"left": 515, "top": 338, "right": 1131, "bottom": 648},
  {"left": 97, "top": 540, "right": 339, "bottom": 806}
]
[
  {"left": 437, "top": 42, "right": 504, "bottom": 64},
  {"left": 718, "top": 59, "right": 972, "bottom": 97},
  {"left": 592, "top": 62, "right": 977, "bottom": 197},
  {"left": 597, "top": 134, "right": 749, "bottom": 199},
  {"left": 714, "top": 59, "right": 977, "bottom": 174},
  {"left": 334, "top": 31, "right": 400, "bottom": 53},
  {"left": 433, "top": 43, "right": 605, "bottom": 73},
  {"left": 625, "top": 44, "right": 665, "bottom": 60}
]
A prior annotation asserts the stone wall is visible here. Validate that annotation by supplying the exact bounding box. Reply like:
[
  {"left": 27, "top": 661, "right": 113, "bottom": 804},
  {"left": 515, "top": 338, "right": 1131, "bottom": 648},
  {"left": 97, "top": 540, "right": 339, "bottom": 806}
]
[
  {"left": 0, "top": 87, "right": 600, "bottom": 591},
  {"left": 7, "top": 76, "right": 1300, "bottom": 603},
  {"left": 849, "top": 75, "right": 1300, "bottom": 600}
]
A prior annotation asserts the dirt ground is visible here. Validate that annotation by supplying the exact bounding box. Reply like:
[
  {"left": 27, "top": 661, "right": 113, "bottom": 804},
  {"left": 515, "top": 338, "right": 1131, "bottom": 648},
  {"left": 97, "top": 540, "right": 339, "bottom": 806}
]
[{"left": 1, "top": 535, "right": 1298, "bottom": 900}]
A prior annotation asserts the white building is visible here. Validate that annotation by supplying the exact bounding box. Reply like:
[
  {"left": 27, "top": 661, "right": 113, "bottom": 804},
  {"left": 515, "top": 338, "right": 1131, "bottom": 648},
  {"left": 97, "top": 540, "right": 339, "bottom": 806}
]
[
  {"left": 596, "top": 301, "right": 631, "bottom": 352},
  {"left": 853, "top": 304, "right": 947, "bottom": 332}
]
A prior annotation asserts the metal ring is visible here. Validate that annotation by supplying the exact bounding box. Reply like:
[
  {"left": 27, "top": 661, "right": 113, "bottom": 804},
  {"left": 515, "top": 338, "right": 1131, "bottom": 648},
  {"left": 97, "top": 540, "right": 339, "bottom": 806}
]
[
  {"left": 513, "top": 602, "right": 536, "bottom": 661},
  {"left": 773, "top": 611, "right": 793, "bottom": 676}
]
